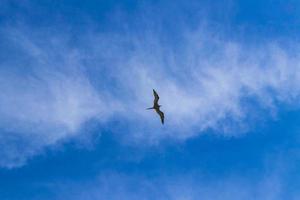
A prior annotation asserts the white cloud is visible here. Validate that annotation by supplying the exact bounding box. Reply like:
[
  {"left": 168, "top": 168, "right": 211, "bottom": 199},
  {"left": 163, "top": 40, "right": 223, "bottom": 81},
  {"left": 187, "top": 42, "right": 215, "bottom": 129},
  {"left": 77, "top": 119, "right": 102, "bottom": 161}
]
[
  {"left": 107, "top": 30, "right": 300, "bottom": 141},
  {"left": 1, "top": 21, "right": 300, "bottom": 167},
  {"left": 0, "top": 27, "right": 122, "bottom": 167}
]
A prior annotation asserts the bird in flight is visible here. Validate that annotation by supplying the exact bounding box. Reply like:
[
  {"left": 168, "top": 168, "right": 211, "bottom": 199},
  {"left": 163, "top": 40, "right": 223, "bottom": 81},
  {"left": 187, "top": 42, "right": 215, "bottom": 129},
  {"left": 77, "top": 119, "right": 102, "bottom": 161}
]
[{"left": 147, "top": 89, "right": 164, "bottom": 124}]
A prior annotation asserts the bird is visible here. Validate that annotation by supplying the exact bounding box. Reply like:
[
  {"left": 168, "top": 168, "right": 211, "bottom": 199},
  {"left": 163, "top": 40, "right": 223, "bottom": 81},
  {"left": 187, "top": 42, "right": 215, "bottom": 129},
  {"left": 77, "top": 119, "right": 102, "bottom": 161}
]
[{"left": 147, "top": 89, "right": 164, "bottom": 124}]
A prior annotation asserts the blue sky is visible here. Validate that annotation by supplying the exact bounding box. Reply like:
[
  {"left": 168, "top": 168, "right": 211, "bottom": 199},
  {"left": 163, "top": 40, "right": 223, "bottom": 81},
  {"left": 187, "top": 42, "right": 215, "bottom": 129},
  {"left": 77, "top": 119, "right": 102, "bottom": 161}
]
[{"left": 0, "top": 0, "right": 300, "bottom": 199}]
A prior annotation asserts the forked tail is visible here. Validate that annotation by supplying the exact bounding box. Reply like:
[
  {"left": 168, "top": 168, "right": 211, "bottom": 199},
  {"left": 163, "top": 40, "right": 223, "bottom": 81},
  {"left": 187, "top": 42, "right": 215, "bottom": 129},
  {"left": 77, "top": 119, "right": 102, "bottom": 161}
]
[{"left": 146, "top": 107, "right": 154, "bottom": 110}]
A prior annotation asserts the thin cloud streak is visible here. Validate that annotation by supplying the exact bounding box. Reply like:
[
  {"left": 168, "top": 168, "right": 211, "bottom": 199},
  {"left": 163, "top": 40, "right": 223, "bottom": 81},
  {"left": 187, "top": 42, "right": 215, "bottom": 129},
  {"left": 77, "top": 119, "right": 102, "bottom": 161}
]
[{"left": 50, "top": 171, "right": 284, "bottom": 200}]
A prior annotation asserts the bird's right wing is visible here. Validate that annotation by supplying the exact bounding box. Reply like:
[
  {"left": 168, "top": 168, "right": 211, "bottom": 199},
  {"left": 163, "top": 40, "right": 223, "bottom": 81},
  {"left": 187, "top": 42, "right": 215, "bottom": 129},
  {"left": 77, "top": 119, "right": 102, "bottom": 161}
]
[
  {"left": 153, "top": 89, "right": 159, "bottom": 104},
  {"left": 156, "top": 110, "right": 164, "bottom": 124}
]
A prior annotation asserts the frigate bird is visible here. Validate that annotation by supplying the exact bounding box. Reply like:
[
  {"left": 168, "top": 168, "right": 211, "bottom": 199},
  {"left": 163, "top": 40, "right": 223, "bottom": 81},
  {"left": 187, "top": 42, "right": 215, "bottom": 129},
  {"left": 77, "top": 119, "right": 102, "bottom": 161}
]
[{"left": 147, "top": 89, "right": 164, "bottom": 124}]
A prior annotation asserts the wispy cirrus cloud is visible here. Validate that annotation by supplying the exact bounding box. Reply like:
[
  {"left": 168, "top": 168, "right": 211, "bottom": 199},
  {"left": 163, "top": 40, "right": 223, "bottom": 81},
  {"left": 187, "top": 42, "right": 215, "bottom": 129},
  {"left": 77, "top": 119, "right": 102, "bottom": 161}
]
[{"left": 1, "top": 16, "right": 300, "bottom": 168}]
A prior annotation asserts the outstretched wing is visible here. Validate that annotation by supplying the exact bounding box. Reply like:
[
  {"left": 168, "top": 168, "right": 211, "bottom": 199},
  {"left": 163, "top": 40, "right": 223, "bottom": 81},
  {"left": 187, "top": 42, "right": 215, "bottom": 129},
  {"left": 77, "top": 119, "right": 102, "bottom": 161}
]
[
  {"left": 153, "top": 89, "right": 159, "bottom": 105},
  {"left": 156, "top": 109, "right": 164, "bottom": 124}
]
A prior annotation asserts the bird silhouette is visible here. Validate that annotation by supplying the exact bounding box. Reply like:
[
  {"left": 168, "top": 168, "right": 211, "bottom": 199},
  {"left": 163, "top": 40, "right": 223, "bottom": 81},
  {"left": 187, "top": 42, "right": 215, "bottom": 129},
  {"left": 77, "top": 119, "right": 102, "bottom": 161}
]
[{"left": 147, "top": 89, "right": 164, "bottom": 124}]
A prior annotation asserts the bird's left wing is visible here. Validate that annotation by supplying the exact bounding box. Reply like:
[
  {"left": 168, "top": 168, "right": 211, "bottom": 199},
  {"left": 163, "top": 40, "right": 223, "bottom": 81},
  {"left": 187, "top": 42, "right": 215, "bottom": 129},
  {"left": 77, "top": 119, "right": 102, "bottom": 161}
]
[{"left": 153, "top": 89, "right": 159, "bottom": 104}]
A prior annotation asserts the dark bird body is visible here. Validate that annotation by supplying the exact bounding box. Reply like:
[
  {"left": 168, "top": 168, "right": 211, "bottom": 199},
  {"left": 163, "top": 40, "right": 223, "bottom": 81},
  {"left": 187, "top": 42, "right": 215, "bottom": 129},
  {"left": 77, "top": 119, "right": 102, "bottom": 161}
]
[{"left": 147, "top": 89, "right": 164, "bottom": 124}]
